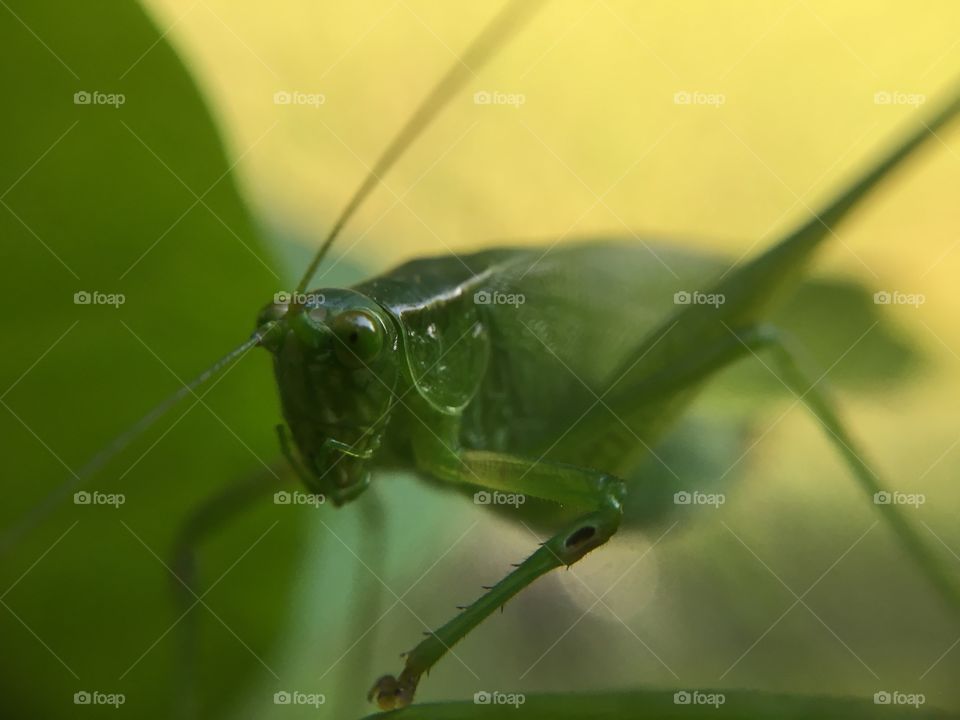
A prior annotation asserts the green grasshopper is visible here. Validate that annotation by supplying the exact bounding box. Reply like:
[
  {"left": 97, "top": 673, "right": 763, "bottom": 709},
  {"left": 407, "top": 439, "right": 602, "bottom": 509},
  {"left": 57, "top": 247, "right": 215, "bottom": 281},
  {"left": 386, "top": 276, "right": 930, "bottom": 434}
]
[
  {"left": 9, "top": 0, "right": 960, "bottom": 714},
  {"left": 275, "top": 52, "right": 960, "bottom": 714}
]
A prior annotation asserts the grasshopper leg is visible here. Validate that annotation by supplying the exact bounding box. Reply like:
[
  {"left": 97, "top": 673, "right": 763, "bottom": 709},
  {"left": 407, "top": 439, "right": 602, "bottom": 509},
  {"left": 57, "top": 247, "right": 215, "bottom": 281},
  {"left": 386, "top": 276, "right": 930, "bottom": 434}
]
[
  {"left": 736, "top": 324, "right": 960, "bottom": 616},
  {"left": 369, "top": 448, "right": 626, "bottom": 710},
  {"left": 170, "top": 462, "right": 287, "bottom": 720}
]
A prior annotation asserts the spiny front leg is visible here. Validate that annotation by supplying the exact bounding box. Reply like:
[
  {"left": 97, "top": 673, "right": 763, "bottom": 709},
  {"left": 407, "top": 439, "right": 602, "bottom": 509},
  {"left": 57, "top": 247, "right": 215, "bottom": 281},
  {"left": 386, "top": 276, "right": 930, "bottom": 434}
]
[{"left": 369, "top": 458, "right": 625, "bottom": 710}]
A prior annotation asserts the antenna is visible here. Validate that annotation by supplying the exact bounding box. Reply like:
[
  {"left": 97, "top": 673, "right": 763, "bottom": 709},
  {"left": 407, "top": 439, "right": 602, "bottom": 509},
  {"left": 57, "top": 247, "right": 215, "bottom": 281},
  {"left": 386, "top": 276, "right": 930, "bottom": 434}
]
[
  {"left": 0, "top": 331, "right": 263, "bottom": 553},
  {"left": 293, "top": 0, "right": 547, "bottom": 296}
]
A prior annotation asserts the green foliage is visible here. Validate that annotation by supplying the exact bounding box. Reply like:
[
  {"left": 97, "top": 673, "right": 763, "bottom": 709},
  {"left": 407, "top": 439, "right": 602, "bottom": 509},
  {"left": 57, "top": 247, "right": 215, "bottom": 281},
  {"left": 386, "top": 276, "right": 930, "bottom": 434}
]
[
  {"left": 364, "top": 689, "right": 959, "bottom": 719},
  {"left": 0, "top": 2, "right": 292, "bottom": 717}
]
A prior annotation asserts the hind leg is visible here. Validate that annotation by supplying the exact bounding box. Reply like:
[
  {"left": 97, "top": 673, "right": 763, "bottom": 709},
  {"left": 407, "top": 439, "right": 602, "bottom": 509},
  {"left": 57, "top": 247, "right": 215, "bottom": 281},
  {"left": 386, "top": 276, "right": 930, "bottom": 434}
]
[{"left": 731, "top": 324, "right": 960, "bottom": 615}]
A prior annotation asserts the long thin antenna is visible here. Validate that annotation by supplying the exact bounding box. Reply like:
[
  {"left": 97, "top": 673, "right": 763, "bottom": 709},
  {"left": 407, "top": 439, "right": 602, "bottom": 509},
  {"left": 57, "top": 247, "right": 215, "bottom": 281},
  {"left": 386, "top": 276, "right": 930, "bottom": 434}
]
[
  {"left": 294, "top": 0, "right": 547, "bottom": 296},
  {"left": 0, "top": 332, "right": 263, "bottom": 554}
]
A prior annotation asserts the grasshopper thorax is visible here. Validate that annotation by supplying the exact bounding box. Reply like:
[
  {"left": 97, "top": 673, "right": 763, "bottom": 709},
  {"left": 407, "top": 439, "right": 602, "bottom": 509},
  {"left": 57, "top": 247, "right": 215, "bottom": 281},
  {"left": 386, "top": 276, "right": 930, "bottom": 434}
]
[{"left": 256, "top": 288, "right": 400, "bottom": 505}]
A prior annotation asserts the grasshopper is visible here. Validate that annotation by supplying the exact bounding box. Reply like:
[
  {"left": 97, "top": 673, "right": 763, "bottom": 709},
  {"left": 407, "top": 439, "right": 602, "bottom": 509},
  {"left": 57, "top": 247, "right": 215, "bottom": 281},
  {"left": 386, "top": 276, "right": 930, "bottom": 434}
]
[{"left": 273, "top": 24, "right": 960, "bottom": 713}]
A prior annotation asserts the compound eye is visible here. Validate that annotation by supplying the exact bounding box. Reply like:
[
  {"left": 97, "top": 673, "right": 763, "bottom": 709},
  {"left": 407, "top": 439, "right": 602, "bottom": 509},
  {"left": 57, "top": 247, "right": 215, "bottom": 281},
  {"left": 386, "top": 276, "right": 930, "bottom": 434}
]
[{"left": 332, "top": 310, "right": 383, "bottom": 366}]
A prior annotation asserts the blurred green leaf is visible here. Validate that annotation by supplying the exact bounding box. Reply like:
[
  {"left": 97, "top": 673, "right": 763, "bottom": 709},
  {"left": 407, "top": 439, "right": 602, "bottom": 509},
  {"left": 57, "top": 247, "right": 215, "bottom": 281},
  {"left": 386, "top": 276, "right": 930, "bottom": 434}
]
[
  {"left": 0, "top": 2, "right": 297, "bottom": 718},
  {"left": 364, "top": 689, "right": 959, "bottom": 719}
]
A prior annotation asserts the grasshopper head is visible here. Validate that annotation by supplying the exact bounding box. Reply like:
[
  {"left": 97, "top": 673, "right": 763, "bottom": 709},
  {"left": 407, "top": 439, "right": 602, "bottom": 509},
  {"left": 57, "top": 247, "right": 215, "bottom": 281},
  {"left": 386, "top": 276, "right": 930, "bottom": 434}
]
[{"left": 256, "top": 289, "right": 399, "bottom": 505}]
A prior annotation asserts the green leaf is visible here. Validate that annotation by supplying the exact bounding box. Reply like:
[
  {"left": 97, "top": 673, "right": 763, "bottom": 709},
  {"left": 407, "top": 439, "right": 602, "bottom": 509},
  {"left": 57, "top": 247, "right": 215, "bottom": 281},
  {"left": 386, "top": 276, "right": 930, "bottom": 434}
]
[
  {"left": 0, "top": 2, "right": 297, "bottom": 718},
  {"left": 363, "top": 689, "right": 958, "bottom": 719}
]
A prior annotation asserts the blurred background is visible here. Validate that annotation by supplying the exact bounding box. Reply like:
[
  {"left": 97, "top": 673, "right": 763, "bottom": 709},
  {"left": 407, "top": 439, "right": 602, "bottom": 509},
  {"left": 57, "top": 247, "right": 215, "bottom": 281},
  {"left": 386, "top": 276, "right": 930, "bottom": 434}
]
[{"left": 2, "top": 0, "right": 960, "bottom": 718}]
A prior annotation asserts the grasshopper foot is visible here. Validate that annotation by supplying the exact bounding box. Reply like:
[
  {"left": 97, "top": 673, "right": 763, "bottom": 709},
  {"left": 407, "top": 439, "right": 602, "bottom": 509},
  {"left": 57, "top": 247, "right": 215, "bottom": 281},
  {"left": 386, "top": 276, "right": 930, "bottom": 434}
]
[{"left": 368, "top": 670, "right": 420, "bottom": 711}]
